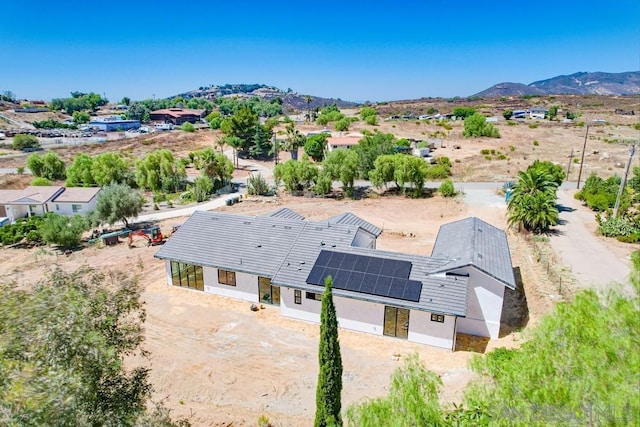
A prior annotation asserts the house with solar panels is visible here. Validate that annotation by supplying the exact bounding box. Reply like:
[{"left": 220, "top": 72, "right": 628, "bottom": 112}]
[{"left": 154, "top": 208, "right": 516, "bottom": 350}]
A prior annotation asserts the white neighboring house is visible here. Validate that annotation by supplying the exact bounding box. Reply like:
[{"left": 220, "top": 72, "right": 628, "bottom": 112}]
[
  {"left": 48, "top": 187, "right": 101, "bottom": 216},
  {"left": 0, "top": 186, "right": 101, "bottom": 223},
  {"left": 155, "top": 210, "right": 516, "bottom": 351},
  {"left": 326, "top": 136, "right": 361, "bottom": 152}
]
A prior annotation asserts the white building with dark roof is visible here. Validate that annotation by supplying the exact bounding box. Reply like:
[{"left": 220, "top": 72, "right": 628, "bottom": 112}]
[{"left": 154, "top": 210, "right": 516, "bottom": 350}]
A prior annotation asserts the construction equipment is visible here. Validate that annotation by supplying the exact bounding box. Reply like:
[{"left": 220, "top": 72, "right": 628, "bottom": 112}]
[{"left": 128, "top": 226, "right": 165, "bottom": 248}]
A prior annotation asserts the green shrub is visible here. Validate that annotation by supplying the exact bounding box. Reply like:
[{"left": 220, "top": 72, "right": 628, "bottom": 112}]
[
  {"left": 529, "top": 123, "right": 538, "bottom": 129},
  {"left": 533, "top": 140, "right": 539, "bottom": 146},
  {"left": 247, "top": 173, "right": 272, "bottom": 196},
  {"left": 497, "top": 154, "right": 508, "bottom": 160},
  {"left": 425, "top": 164, "right": 451, "bottom": 180},
  {"left": 598, "top": 215, "right": 639, "bottom": 238},
  {"left": 485, "top": 155, "right": 492, "bottom": 161},
  {"left": 334, "top": 118, "right": 350, "bottom": 131},
  {"left": 438, "top": 179, "right": 456, "bottom": 197},
  {"left": 181, "top": 122, "right": 195, "bottom": 132},
  {"left": 480, "top": 149, "right": 491, "bottom": 155},
  {"left": 31, "top": 177, "right": 52, "bottom": 186},
  {"left": 634, "top": 123, "right": 640, "bottom": 130},
  {"left": 12, "top": 134, "right": 39, "bottom": 151},
  {"left": 507, "top": 121, "right": 517, "bottom": 126},
  {"left": 365, "top": 115, "right": 378, "bottom": 125},
  {"left": 576, "top": 121, "right": 585, "bottom": 127},
  {"left": 509, "top": 145, "right": 516, "bottom": 152}
]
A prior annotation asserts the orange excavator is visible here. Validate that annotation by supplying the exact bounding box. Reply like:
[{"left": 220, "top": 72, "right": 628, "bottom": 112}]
[{"left": 128, "top": 226, "right": 165, "bottom": 248}]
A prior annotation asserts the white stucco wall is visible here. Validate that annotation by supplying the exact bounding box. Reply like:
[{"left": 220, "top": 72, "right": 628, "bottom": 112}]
[
  {"left": 408, "top": 310, "right": 456, "bottom": 350},
  {"left": 203, "top": 266, "right": 259, "bottom": 302},
  {"left": 456, "top": 267, "right": 506, "bottom": 338},
  {"left": 3, "top": 204, "right": 45, "bottom": 223},
  {"left": 48, "top": 199, "right": 98, "bottom": 216}
]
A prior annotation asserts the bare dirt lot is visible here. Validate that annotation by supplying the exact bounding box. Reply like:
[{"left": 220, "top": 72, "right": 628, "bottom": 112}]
[
  {"left": 0, "top": 95, "right": 637, "bottom": 425},
  {"left": 0, "top": 191, "right": 559, "bottom": 426}
]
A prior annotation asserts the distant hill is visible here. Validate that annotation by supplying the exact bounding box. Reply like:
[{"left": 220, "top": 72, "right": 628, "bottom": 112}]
[
  {"left": 173, "top": 84, "right": 359, "bottom": 112},
  {"left": 473, "top": 71, "right": 640, "bottom": 97}
]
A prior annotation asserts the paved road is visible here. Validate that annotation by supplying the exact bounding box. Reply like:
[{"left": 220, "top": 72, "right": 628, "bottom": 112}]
[{"left": 549, "top": 189, "right": 632, "bottom": 293}]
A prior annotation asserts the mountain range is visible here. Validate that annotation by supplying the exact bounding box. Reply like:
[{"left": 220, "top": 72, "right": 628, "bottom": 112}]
[{"left": 473, "top": 71, "right": 640, "bottom": 97}]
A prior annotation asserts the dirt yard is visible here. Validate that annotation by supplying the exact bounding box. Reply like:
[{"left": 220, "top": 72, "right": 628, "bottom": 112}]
[
  {"left": 0, "top": 190, "right": 561, "bottom": 426},
  {"left": 0, "top": 96, "right": 636, "bottom": 425}
]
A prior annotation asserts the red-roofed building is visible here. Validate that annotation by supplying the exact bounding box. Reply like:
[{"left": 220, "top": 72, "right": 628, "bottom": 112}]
[{"left": 149, "top": 108, "right": 206, "bottom": 125}]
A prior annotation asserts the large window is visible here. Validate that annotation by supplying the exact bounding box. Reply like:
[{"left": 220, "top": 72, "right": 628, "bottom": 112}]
[
  {"left": 294, "top": 290, "right": 302, "bottom": 305},
  {"left": 218, "top": 269, "right": 236, "bottom": 286},
  {"left": 258, "top": 276, "right": 280, "bottom": 305},
  {"left": 72, "top": 204, "right": 82, "bottom": 213},
  {"left": 171, "top": 262, "right": 204, "bottom": 291},
  {"left": 383, "top": 306, "right": 410, "bottom": 339}
]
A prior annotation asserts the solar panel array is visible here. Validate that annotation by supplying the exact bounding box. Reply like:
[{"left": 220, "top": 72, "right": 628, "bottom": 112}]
[{"left": 306, "top": 250, "right": 422, "bottom": 302}]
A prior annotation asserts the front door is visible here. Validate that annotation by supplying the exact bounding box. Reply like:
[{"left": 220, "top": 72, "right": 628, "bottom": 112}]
[
  {"left": 383, "top": 306, "right": 410, "bottom": 339},
  {"left": 258, "top": 277, "right": 280, "bottom": 305}
]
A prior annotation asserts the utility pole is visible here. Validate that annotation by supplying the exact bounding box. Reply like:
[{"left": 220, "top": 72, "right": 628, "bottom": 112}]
[
  {"left": 566, "top": 147, "right": 574, "bottom": 179},
  {"left": 613, "top": 144, "right": 636, "bottom": 218},
  {"left": 576, "top": 125, "right": 590, "bottom": 189}
]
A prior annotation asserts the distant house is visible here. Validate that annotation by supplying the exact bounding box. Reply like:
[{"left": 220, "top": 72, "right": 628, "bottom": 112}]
[
  {"left": 149, "top": 108, "right": 206, "bottom": 125},
  {"left": 513, "top": 110, "right": 527, "bottom": 119},
  {"left": 529, "top": 107, "right": 548, "bottom": 119},
  {"left": 154, "top": 210, "right": 516, "bottom": 350},
  {"left": 0, "top": 186, "right": 101, "bottom": 223},
  {"left": 88, "top": 116, "right": 140, "bottom": 131},
  {"left": 326, "top": 135, "right": 361, "bottom": 152}
]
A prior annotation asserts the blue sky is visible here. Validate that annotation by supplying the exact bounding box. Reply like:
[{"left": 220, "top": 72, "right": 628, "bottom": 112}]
[{"left": 2, "top": 1, "right": 639, "bottom": 103}]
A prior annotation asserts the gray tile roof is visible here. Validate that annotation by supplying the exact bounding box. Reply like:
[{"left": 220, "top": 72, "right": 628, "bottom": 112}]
[
  {"left": 272, "top": 245, "right": 467, "bottom": 316},
  {"left": 155, "top": 210, "right": 307, "bottom": 277},
  {"left": 262, "top": 207, "right": 306, "bottom": 221},
  {"left": 431, "top": 217, "right": 516, "bottom": 289},
  {"left": 326, "top": 212, "right": 383, "bottom": 237}
]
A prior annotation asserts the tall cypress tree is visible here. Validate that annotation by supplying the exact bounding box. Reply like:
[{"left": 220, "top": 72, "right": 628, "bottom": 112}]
[{"left": 314, "top": 276, "right": 343, "bottom": 427}]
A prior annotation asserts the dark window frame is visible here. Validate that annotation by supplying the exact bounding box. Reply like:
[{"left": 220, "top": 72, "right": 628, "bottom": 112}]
[
  {"left": 294, "top": 290, "right": 302, "bottom": 304},
  {"left": 306, "top": 291, "right": 322, "bottom": 301},
  {"left": 218, "top": 269, "right": 236, "bottom": 286},
  {"left": 170, "top": 261, "right": 204, "bottom": 291},
  {"left": 430, "top": 313, "right": 445, "bottom": 323}
]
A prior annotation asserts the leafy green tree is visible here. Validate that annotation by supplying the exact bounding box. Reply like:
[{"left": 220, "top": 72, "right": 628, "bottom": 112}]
[
  {"left": 40, "top": 213, "right": 89, "bottom": 249},
  {"left": 452, "top": 107, "right": 476, "bottom": 119},
  {"left": 369, "top": 154, "right": 400, "bottom": 190},
  {"left": 334, "top": 118, "right": 350, "bottom": 132},
  {"left": 316, "top": 105, "right": 344, "bottom": 125},
  {"left": 463, "top": 113, "right": 500, "bottom": 138},
  {"left": 502, "top": 109, "right": 514, "bottom": 120},
  {"left": 50, "top": 92, "right": 108, "bottom": 114},
  {"left": 191, "top": 147, "right": 234, "bottom": 189},
  {"left": 26, "top": 152, "right": 66, "bottom": 180},
  {"left": 135, "top": 149, "right": 186, "bottom": 193},
  {"left": 395, "top": 155, "right": 429, "bottom": 197},
  {"left": 359, "top": 106, "right": 377, "bottom": 120},
  {"left": 225, "top": 106, "right": 259, "bottom": 153},
  {"left": 125, "top": 102, "right": 151, "bottom": 122},
  {"left": 91, "top": 152, "right": 131, "bottom": 186},
  {"left": 92, "top": 183, "right": 144, "bottom": 227},
  {"left": 72, "top": 110, "right": 90, "bottom": 124},
  {"left": 548, "top": 105, "right": 559, "bottom": 120},
  {"left": 352, "top": 132, "right": 396, "bottom": 179},
  {"left": 120, "top": 96, "right": 131, "bottom": 106},
  {"left": 12, "top": 133, "right": 39, "bottom": 150},
  {"left": 304, "top": 134, "right": 328, "bottom": 162},
  {"left": 206, "top": 111, "right": 224, "bottom": 129},
  {"left": 315, "top": 277, "right": 343, "bottom": 427},
  {"left": 0, "top": 268, "right": 187, "bottom": 425},
  {"left": 346, "top": 355, "right": 446, "bottom": 426},
  {"left": 322, "top": 149, "right": 359, "bottom": 197},
  {"left": 65, "top": 153, "right": 96, "bottom": 187},
  {"left": 507, "top": 167, "right": 559, "bottom": 233},
  {"left": 250, "top": 122, "right": 274, "bottom": 158},
  {"left": 274, "top": 159, "right": 319, "bottom": 194}
]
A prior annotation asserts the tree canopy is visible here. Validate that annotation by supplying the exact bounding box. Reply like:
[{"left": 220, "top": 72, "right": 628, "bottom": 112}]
[
  {"left": 463, "top": 113, "right": 500, "bottom": 138},
  {"left": 0, "top": 268, "right": 187, "bottom": 425},
  {"left": 27, "top": 152, "right": 66, "bottom": 181},
  {"left": 135, "top": 150, "right": 186, "bottom": 193},
  {"left": 92, "top": 183, "right": 144, "bottom": 227},
  {"left": 507, "top": 165, "right": 559, "bottom": 233}
]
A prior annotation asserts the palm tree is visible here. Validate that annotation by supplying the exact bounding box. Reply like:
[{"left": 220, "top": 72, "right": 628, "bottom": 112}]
[
  {"left": 282, "top": 122, "right": 306, "bottom": 160},
  {"left": 508, "top": 168, "right": 559, "bottom": 233}
]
